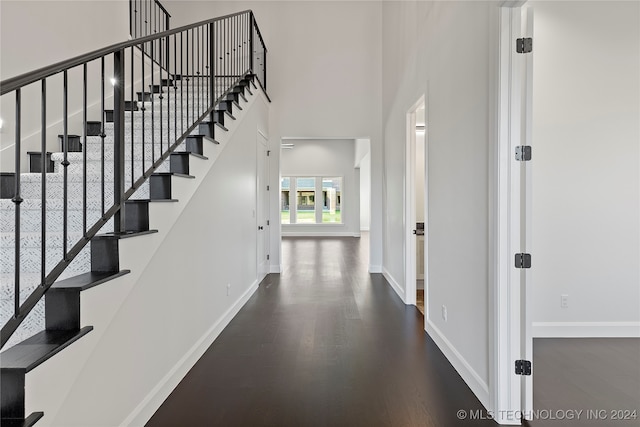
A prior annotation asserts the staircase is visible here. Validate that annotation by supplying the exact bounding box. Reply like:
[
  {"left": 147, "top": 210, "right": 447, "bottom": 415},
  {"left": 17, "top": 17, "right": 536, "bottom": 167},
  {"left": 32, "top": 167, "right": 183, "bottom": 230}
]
[{"left": 0, "top": 9, "right": 267, "bottom": 426}]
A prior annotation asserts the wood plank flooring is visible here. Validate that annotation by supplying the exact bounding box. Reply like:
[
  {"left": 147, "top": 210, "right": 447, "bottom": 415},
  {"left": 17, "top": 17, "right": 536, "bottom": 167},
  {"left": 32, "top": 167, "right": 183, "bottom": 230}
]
[
  {"left": 146, "top": 235, "right": 496, "bottom": 426},
  {"left": 527, "top": 338, "right": 640, "bottom": 427}
]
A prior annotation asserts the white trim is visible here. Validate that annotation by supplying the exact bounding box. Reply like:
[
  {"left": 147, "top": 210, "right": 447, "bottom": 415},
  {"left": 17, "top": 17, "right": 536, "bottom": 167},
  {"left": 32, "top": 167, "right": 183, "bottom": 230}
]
[
  {"left": 382, "top": 267, "right": 406, "bottom": 304},
  {"left": 369, "top": 264, "right": 382, "bottom": 274},
  {"left": 404, "top": 96, "right": 425, "bottom": 308},
  {"left": 269, "top": 264, "right": 282, "bottom": 274},
  {"left": 360, "top": 226, "right": 370, "bottom": 231},
  {"left": 121, "top": 280, "right": 260, "bottom": 427},
  {"left": 532, "top": 322, "right": 640, "bottom": 338},
  {"left": 281, "top": 231, "right": 360, "bottom": 237},
  {"left": 426, "top": 321, "right": 494, "bottom": 416}
]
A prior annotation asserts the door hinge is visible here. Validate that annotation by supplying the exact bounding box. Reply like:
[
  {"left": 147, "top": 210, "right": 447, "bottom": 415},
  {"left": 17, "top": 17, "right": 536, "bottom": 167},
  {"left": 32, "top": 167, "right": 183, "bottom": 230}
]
[
  {"left": 515, "top": 253, "right": 532, "bottom": 269},
  {"left": 267, "top": 254, "right": 270, "bottom": 260},
  {"left": 515, "top": 360, "right": 532, "bottom": 376},
  {"left": 266, "top": 185, "right": 270, "bottom": 191},
  {"left": 516, "top": 38, "right": 533, "bottom": 54},
  {"left": 515, "top": 145, "right": 532, "bottom": 161},
  {"left": 267, "top": 220, "right": 270, "bottom": 226},
  {"left": 267, "top": 150, "right": 271, "bottom": 156}
]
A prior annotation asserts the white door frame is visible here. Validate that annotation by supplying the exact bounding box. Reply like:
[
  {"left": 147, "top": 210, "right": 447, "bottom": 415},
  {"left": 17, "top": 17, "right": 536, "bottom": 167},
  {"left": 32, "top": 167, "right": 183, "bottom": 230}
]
[
  {"left": 257, "top": 129, "right": 270, "bottom": 280},
  {"left": 492, "top": 2, "right": 533, "bottom": 424},
  {"left": 404, "top": 95, "right": 426, "bottom": 308}
]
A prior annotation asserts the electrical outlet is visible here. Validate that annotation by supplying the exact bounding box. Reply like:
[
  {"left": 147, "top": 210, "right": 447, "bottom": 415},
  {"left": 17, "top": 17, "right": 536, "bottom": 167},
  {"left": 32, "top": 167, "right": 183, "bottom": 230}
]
[
  {"left": 442, "top": 305, "right": 448, "bottom": 322},
  {"left": 226, "top": 283, "right": 231, "bottom": 296},
  {"left": 561, "top": 294, "right": 569, "bottom": 308}
]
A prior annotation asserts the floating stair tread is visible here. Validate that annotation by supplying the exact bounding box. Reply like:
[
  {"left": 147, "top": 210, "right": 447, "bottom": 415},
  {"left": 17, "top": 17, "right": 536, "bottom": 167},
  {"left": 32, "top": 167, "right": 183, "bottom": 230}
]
[
  {"left": 0, "top": 327, "right": 92, "bottom": 373},
  {"left": 215, "top": 122, "right": 229, "bottom": 132},
  {"left": 51, "top": 270, "right": 130, "bottom": 292},
  {"left": 172, "top": 152, "right": 208, "bottom": 160},
  {"left": 95, "top": 230, "right": 158, "bottom": 240},
  {"left": 1, "top": 412, "right": 44, "bottom": 427},
  {"left": 129, "top": 198, "right": 178, "bottom": 203},
  {"left": 152, "top": 172, "right": 195, "bottom": 179}
]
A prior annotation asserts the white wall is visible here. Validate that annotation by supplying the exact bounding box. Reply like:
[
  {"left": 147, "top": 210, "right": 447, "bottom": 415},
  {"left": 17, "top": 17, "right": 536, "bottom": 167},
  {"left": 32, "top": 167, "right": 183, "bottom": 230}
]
[
  {"left": 27, "top": 88, "right": 270, "bottom": 427},
  {"left": 530, "top": 1, "right": 640, "bottom": 337},
  {"left": 359, "top": 151, "right": 371, "bottom": 231},
  {"left": 281, "top": 139, "right": 359, "bottom": 236},
  {"left": 165, "top": 0, "right": 383, "bottom": 271},
  {"left": 381, "top": 0, "right": 497, "bottom": 409},
  {"left": 0, "top": 1, "right": 131, "bottom": 170}
]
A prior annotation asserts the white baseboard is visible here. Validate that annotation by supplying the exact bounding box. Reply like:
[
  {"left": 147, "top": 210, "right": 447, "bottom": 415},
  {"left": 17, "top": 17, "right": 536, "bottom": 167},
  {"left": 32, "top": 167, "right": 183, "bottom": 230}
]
[
  {"left": 269, "top": 264, "right": 281, "bottom": 274},
  {"left": 369, "top": 264, "right": 382, "bottom": 273},
  {"left": 360, "top": 227, "right": 370, "bottom": 231},
  {"left": 382, "top": 267, "right": 406, "bottom": 304},
  {"left": 426, "top": 320, "right": 490, "bottom": 410},
  {"left": 532, "top": 321, "right": 640, "bottom": 338},
  {"left": 281, "top": 231, "right": 360, "bottom": 237},
  {"left": 121, "top": 279, "right": 260, "bottom": 426}
]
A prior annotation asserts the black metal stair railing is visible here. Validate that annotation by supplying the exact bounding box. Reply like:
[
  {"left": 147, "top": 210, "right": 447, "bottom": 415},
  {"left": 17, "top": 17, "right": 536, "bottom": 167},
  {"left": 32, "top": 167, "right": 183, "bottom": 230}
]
[{"left": 0, "top": 10, "right": 268, "bottom": 349}]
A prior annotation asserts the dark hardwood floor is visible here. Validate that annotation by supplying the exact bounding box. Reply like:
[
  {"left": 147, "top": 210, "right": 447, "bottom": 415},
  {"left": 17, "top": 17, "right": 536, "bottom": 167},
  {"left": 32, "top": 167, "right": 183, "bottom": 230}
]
[
  {"left": 146, "top": 235, "right": 496, "bottom": 426},
  {"left": 527, "top": 338, "right": 640, "bottom": 427}
]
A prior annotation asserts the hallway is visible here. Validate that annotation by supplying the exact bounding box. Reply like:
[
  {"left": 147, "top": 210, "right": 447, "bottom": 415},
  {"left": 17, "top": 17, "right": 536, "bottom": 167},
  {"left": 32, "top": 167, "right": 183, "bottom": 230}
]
[{"left": 147, "top": 236, "right": 496, "bottom": 426}]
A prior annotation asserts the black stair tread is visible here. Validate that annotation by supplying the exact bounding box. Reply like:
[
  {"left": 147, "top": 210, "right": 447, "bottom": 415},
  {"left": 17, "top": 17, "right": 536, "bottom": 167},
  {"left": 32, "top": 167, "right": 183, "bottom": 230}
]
[
  {"left": 1, "top": 412, "right": 45, "bottom": 427},
  {"left": 129, "top": 198, "right": 179, "bottom": 203},
  {"left": 0, "top": 327, "right": 92, "bottom": 373},
  {"left": 51, "top": 270, "right": 131, "bottom": 292},
  {"left": 152, "top": 172, "right": 195, "bottom": 179},
  {"left": 95, "top": 230, "right": 158, "bottom": 240},
  {"left": 172, "top": 152, "right": 208, "bottom": 160},
  {"left": 190, "top": 134, "right": 221, "bottom": 145},
  {"left": 217, "top": 109, "right": 236, "bottom": 120},
  {"left": 215, "top": 122, "right": 229, "bottom": 132},
  {"left": 27, "top": 151, "right": 52, "bottom": 155}
]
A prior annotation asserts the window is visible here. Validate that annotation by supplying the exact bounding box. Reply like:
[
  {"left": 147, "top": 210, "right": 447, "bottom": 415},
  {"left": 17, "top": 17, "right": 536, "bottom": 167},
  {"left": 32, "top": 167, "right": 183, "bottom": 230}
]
[
  {"left": 296, "top": 177, "right": 316, "bottom": 223},
  {"left": 281, "top": 177, "right": 290, "bottom": 224},
  {"left": 280, "top": 176, "right": 343, "bottom": 225},
  {"left": 322, "top": 178, "right": 342, "bottom": 223}
]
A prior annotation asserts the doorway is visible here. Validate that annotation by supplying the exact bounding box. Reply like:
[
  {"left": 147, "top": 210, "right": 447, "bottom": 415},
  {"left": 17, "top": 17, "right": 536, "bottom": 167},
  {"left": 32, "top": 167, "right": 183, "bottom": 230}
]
[
  {"left": 257, "top": 130, "right": 270, "bottom": 279},
  {"left": 405, "top": 97, "right": 427, "bottom": 320}
]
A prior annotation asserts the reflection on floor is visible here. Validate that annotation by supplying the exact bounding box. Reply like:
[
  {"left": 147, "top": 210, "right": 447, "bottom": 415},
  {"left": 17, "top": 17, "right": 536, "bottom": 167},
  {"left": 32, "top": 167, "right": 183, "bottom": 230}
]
[
  {"left": 147, "top": 235, "right": 497, "bottom": 426},
  {"left": 416, "top": 289, "right": 425, "bottom": 315},
  {"left": 527, "top": 338, "right": 640, "bottom": 427}
]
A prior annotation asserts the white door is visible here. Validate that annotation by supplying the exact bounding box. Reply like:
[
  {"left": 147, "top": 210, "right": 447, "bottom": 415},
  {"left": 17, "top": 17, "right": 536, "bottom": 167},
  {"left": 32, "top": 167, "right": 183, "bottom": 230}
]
[
  {"left": 256, "top": 131, "right": 270, "bottom": 278},
  {"left": 495, "top": 4, "right": 533, "bottom": 424}
]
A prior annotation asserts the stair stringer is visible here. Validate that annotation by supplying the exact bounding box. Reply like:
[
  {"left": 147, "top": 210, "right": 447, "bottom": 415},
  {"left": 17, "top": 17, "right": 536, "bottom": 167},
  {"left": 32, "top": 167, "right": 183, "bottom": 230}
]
[{"left": 23, "top": 86, "right": 270, "bottom": 427}]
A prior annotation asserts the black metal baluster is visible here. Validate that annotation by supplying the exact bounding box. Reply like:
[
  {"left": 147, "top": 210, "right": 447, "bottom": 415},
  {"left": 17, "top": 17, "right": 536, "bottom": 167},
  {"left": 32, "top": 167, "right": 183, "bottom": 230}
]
[
  {"left": 130, "top": 47, "right": 135, "bottom": 187},
  {"left": 160, "top": 47, "right": 164, "bottom": 158},
  {"left": 40, "top": 79, "right": 46, "bottom": 286},
  {"left": 113, "top": 50, "right": 125, "bottom": 233},
  {"left": 141, "top": 43, "right": 146, "bottom": 175},
  {"left": 151, "top": 41, "right": 155, "bottom": 165},
  {"left": 62, "top": 70, "right": 69, "bottom": 258},
  {"left": 196, "top": 26, "right": 200, "bottom": 118},
  {"left": 166, "top": 33, "right": 170, "bottom": 153},
  {"left": 209, "top": 22, "right": 214, "bottom": 109},
  {"left": 174, "top": 34, "right": 177, "bottom": 142},
  {"left": 101, "top": 57, "right": 106, "bottom": 215},
  {"left": 181, "top": 31, "right": 184, "bottom": 134},
  {"left": 83, "top": 63, "right": 88, "bottom": 235},
  {"left": 207, "top": 24, "right": 210, "bottom": 109},
  {"left": 186, "top": 29, "right": 190, "bottom": 126},
  {"left": 13, "top": 89, "right": 22, "bottom": 317}
]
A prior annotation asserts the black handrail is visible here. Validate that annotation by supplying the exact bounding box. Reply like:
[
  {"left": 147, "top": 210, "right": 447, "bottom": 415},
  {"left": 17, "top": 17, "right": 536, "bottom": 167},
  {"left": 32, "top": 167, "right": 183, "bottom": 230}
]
[
  {"left": 0, "top": 9, "right": 268, "bottom": 348},
  {"left": 1, "top": 10, "right": 254, "bottom": 95}
]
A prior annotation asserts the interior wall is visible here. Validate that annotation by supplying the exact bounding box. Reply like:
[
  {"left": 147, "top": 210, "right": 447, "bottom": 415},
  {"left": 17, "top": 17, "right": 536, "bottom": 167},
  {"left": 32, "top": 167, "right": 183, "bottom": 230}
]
[
  {"left": 359, "top": 151, "right": 371, "bottom": 231},
  {"left": 281, "top": 139, "right": 359, "bottom": 236},
  {"left": 29, "top": 90, "right": 270, "bottom": 427},
  {"left": 381, "top": 0, "right": 497, "bottom": 408},
  {"left": 530, "top": 1, "right": 640, "bottom": 337},
  {"left": 0, "top": 1, "right": 130, "bottom": 170},
  {"left": 164, "top": 0, "right": 383, "bottom": 271}
]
